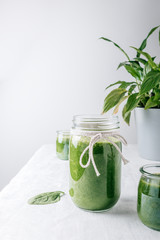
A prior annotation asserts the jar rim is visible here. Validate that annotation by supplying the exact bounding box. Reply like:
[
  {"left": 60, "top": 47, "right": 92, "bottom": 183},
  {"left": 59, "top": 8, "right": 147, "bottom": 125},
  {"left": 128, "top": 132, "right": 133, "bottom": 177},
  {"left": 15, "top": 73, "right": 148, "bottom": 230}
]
[
  {"left": 72, "top": 114, "right": 120, "bottom": 131},
  {"left": 73, "top": 114, "right": 118, "bottom": 121},
  {"left": 56, "top": 130, "right": 70, "bottom": 136},
  {"left": 140, "top": 164, "right": 160, "bottom": 178}
]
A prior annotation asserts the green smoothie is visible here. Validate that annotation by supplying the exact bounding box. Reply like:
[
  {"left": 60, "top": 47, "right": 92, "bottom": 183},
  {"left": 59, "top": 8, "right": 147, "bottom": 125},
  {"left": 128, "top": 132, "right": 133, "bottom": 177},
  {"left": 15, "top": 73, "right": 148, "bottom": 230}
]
[
  {"left": 137, "top": 175, "right": 160, "bottom": 231},
  {"left": 69, "top": 135, "right": 122, "bottom": 211},
  {"left": 56, "top": 132, "right": 70, "bottom": 160}
]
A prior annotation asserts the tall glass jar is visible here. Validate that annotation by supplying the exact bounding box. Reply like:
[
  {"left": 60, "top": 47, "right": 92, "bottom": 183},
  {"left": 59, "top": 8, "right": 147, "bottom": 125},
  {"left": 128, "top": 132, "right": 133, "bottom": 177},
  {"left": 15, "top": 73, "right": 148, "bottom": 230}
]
[
  {"left": 69, "top": 115, "right": 126, "bottom": 212},
  {"left": 137, "top": 164, "right": 160, "bottom": 231}
]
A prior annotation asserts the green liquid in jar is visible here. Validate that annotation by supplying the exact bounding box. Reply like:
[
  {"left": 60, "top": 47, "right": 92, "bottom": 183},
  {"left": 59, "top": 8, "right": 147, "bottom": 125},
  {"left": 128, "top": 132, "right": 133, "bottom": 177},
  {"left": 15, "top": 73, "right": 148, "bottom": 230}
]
[
  {"left": 137, "top": 174, "right": 160, "bottom": 231},
  {"left": 69, "top": 135, "right": 122, "bottom": 211},
  {"left": 56, "top": 136, "right": 70, "bottom": 160}
]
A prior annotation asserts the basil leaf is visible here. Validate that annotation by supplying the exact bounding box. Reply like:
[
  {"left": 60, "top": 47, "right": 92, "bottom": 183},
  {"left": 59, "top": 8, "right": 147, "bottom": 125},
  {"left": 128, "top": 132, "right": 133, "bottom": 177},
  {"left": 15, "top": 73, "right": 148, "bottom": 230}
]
[
  {"left": 28, "top": 191, "right": 65, "bottom": 205},
  {"left": 103, "top": 88, "right": 127, "bottom": 113},
  {"left": 140, "top": 70, "right": 160, "bottom": 95},
  {"left": 100, "top": 37, "right": 130, "bottom": 61}
]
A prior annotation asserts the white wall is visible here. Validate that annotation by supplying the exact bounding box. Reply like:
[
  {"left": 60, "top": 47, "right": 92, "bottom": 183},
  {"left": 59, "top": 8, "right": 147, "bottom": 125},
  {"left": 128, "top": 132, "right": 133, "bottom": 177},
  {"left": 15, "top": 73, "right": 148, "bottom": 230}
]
[{"left": 0, "top": 0, "right": 160, "bottom": 190}]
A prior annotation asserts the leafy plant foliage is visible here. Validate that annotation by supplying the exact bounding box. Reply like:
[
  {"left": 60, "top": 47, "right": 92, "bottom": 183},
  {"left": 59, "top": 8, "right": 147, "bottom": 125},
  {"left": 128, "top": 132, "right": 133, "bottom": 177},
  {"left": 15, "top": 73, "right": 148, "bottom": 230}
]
[{"left": 101, "top": 25, "right": 160, "bottom": 125}]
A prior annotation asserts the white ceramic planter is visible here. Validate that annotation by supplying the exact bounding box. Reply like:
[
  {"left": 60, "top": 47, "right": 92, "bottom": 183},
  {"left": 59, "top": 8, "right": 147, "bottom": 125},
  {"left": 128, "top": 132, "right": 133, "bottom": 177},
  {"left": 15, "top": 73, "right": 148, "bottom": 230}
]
[{"left": 135, "top": 107, "right": 160, "bottom": 161}]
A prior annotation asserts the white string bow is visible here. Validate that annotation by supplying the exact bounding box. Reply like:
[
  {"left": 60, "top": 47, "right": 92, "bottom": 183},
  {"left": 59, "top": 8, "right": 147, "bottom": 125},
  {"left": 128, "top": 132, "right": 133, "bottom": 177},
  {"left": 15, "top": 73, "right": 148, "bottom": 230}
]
[{"left": 79, "top": 132, "right": 128, "bottom": 177}]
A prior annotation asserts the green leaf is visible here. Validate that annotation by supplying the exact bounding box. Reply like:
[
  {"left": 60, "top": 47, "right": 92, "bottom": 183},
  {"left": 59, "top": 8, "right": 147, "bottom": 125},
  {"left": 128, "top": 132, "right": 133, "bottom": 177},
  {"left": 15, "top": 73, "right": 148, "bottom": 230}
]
[
  {"left": 122, "top": 93, "right": 139, "bottom": 124},
  {"left": 153, "top": 88, "right": 160, "bottom": 98},
  {"left": 139, "top": 96, "right": 149, "bottom": 107},
  {"left": 103, "top": 88, "right": 127, "bottom": 113},
  {"left": 124, "top": 65, "right": 141, "bottom": 79},
  {"left": 124, "top": 93, "right": 139, "bottom": 113},
  {"left": 128, "top": 84, "right": 137, "bottom": 94},
  {"left": 100, "top": 37, "right": 130, "bottom": 61},
  {"left": 119, "top": 81, "right": 136, "bottom": 89},
  {"left": 122, "top": 105, "right": 131, "bottom": 125},
  {"left": 105, "top": 81, "right": 136, "bottom": 91},
  {"left": 131, "top": 47, "right": 157, "bottom": 69},
  {"left": 145, "top": 96, "right": 159, "bottom": 109},
  {"left": 143, "top": 63, "right": 152, "bottom": 76},
  {"left": 131, "top": 62, "right": 143, "bottom": 71},
  {"left": 125, "top": 112, "right": 131, "bottom": 125},
  {"left": 113, "top": 96, "right": 128, "bottom": 114},
  {"left": 137, "top": 25, "right": 160, "bottom": 57},
  {"left": 117, "top": 61, "right": 129, "bottom": 69},
  {"left": 145, "top": 91, "right": 160, "bottom": 109},
  {"left": 105, "top": 81, "right": 127, "bottom": 90},
  {"left": 140, "top": 70, "right": 160, "bottom": 95},
  {"left": 28, "top": 191, "right": 65, "bottom": 205},
  {"left": 117, "top": 61, "right": 136, "bottom": 70},
  {"left": 134, "top": 57, "right": 147, "bottom": 65},
  {"left": 147, "top": 25, "right": 160, "bottom": 38},
  {"left": 117, "top": 60, "right": 141, "bottom": 70}
]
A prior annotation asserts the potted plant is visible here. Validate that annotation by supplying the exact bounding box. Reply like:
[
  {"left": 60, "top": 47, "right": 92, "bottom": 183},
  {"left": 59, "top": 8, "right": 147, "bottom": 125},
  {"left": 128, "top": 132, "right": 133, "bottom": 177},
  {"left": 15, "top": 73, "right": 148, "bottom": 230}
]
[{"left": 101, "top": 25, "right": 160, "bottom": 161}]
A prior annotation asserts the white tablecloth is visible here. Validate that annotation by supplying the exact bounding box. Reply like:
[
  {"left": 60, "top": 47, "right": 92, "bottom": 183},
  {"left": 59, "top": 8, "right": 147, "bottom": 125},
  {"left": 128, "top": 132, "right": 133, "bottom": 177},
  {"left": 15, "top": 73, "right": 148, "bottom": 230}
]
[{"left": 0, "top": 144, "right": 159, "bottom": 240}]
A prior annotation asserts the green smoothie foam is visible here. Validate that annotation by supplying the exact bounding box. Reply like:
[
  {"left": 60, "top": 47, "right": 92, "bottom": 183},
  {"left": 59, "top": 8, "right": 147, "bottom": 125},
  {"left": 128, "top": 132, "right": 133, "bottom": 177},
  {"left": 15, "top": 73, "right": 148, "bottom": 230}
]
[{"left": 69, "top": 135, "right": 122, "bottom": 211}]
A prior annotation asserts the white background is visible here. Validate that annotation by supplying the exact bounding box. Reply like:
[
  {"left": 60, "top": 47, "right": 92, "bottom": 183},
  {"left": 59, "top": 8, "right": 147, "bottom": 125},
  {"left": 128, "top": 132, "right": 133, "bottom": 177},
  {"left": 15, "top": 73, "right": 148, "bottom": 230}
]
[{"left": 0, "top": 0, "right": 160, "bottom": 190}]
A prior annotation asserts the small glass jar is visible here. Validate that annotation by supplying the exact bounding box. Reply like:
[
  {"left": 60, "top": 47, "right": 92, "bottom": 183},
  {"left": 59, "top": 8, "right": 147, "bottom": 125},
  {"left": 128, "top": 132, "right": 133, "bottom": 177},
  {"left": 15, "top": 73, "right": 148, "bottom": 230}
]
[
  {"left": 69, "top": 115, "right": 123, "bottom": 211},
  {"left": 137, "top": 164, "right": 160, "bottom": 231},
  {"left": 56, "top": 130, "right": 70, "bottom": 160}
]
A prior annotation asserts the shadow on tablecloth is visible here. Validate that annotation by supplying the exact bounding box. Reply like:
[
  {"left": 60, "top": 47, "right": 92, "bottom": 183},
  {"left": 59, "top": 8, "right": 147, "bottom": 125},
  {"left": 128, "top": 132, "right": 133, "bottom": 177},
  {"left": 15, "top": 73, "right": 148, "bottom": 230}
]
[{"left": 102, "top": 197, "right": 137, "bottom": 217}]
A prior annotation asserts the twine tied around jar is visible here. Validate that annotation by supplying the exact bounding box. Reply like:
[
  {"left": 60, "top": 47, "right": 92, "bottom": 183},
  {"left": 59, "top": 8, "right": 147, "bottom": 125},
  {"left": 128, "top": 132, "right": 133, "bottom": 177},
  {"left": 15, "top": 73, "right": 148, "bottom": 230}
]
[{"left": 77, "top": 132, "right": 129, "bottom": 177}]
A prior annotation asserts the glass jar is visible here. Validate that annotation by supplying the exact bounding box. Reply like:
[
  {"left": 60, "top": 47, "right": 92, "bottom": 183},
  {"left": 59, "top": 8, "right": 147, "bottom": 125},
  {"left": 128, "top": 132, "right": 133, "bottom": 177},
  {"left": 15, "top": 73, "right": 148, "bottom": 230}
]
[
  {"left": 56, "top": 130, "right": 70, "bottom": 160},
  {"left": 137, "top": 164, "right": 160, "bottom": 231},
  {"left": 69, "top": 115, "right": 126, "bottom": 212}
]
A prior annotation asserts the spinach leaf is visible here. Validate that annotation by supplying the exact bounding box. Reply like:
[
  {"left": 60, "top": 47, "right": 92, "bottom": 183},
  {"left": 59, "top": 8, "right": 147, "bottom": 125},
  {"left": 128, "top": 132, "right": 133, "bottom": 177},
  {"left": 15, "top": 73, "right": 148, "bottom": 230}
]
[{"left": 28, "top": 191, "right": 65, "bottom": 205}]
